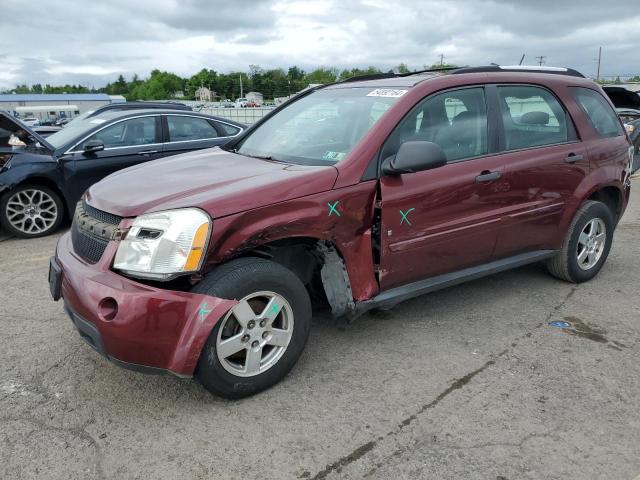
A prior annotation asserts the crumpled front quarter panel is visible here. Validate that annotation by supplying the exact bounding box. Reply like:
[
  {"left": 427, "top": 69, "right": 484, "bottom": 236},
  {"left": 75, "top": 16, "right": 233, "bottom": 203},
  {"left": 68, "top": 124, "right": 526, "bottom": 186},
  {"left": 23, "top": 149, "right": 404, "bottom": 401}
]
[{"left": 206, "top": 180, "right": 380, "bottom": 301}]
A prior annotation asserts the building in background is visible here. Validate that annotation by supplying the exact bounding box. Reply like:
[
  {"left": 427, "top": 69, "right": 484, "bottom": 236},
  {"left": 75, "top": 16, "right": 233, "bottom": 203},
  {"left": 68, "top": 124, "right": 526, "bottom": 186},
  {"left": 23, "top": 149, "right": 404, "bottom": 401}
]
[
  {"left": 0, "top": 93, "right": 124, "bottom": 122},
  {"left": 245, "top": 91, "right": 263, "bottom": 105},
  {"left": 195, "top": 87, "right": 213, "bottom": 102}
]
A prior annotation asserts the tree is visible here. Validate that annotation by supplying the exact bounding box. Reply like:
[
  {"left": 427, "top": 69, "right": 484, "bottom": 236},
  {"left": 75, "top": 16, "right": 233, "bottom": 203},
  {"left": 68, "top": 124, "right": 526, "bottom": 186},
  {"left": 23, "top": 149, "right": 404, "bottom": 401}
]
[
  {"left": 186, "top": 69, "right": 218, "bottom": 99},
  {"left": 426, "top": 63, "right": 458, "bottom": 70},
  {"left": 127, "top": 69, "right": 184, "bottom": 100},
  {"left": 304, "top": 67, "right": 339, "bottom": 85},
  {"left": 394, "top": 63, "right": 410, "bottom": 74},
  {"left": 338, "top": 66, "right": 382, "bottom": 81}
]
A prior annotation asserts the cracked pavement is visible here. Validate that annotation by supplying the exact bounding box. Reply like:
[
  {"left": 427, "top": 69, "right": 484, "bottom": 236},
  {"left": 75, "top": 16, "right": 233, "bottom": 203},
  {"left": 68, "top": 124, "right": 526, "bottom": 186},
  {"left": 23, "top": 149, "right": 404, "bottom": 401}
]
[{"left": 1, "top": 179, "right": 639, "bottom": 479}]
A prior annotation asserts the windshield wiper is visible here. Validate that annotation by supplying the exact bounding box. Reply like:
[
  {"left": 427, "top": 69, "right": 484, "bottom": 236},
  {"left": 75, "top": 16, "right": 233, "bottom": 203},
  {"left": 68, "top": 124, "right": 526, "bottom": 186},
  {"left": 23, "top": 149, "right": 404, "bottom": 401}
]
[{"left": 239, "top": 152, "right": 287, "bottom": 163}]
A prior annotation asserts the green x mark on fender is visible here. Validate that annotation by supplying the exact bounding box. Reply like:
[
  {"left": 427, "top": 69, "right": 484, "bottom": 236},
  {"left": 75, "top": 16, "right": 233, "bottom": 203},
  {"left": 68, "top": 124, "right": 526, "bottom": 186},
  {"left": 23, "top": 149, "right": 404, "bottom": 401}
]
[
  {"left": 399, "top": 208, "right": 415, "bottom": 225},
  {"left": 328, "top": 201, "right": 341, "bottom": 217},
  {"left": 198, "top": 302, "right": 213, "bottom": 322}
]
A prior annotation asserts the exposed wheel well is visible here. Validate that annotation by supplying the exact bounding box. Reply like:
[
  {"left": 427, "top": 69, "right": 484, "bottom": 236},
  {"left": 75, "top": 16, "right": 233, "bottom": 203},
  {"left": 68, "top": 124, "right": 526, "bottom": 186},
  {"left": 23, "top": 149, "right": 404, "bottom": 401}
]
[
  {"left": 235, "top": 237, "right": 355, "bottom": 318},
  {"left": 588, "top": 187, "right": 622, "bottom": 223}
]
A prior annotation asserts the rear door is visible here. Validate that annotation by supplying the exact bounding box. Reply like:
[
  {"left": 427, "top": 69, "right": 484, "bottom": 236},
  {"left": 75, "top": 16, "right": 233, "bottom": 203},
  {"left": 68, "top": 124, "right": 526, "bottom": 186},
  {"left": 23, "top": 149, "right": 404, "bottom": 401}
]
[
  {"left": 379, "top": 86, "right": 507, "bottom": 290},
  {"left": 160, "top": 114, "right": 240, "bottom": 158},
  {"left": 490, "top": 84, "right": 589, "bottom": 257},
  {"left": 65, "top": 115, "right": 162, "bottom": 203}
]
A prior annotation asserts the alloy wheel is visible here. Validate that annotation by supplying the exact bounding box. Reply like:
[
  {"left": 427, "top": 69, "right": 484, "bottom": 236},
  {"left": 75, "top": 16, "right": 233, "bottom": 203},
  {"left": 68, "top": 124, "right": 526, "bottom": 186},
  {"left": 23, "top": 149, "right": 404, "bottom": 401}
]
[
  {"left": 216, "top": 291, "right": 294, "bottom": 377},
  {"left": 576, "top": 218, "right": 606, "bottom": 270},
  {"left": 5, "top": 189, "right": 59, "bottom": 235}
]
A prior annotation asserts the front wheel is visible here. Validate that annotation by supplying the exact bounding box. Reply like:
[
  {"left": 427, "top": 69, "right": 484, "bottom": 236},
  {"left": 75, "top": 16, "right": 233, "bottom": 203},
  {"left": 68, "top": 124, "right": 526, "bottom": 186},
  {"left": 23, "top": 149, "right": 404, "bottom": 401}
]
[
  {"left": 0, "top": 184, "right": 64, "bottom": 238},
  {"left": 546, "top": 200, "right": 614, "bottom": 283},
  {"left": 192, "top": 257, "right": 312, "bottom": 399}
]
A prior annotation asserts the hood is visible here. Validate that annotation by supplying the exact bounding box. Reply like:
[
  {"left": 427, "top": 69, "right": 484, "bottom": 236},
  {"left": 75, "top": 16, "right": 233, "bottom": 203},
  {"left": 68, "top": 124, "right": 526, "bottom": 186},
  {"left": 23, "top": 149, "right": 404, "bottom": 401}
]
[
  {"left": 0, "top": 111, "right": 54, "bottom": 151},
  {"left": 86, "top": 148, "right": 339, "bottom": 218}
]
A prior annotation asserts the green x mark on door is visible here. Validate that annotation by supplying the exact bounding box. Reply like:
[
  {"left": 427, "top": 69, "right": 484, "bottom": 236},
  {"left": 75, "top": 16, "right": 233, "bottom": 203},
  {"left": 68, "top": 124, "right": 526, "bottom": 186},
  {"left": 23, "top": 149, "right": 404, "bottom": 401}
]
[
  {"left": 399, "top": 208, "right": 415, "bottom": 225},
  {"left": 328, "top": 201, "right": 341, "bottom": 217}
]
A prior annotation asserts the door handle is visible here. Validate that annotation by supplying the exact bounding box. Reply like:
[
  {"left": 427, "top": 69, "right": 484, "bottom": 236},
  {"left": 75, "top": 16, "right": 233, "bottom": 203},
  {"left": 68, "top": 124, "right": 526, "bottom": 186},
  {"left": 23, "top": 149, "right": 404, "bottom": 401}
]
[
  {"left": 138, "top": 150, "right": 158, "bottom": 155},
  {"left": 475, "top": 170, "right": 502, "bottom": 183},
  {"left": 564, "top": 153, "right": 584, "bottom": 164}
]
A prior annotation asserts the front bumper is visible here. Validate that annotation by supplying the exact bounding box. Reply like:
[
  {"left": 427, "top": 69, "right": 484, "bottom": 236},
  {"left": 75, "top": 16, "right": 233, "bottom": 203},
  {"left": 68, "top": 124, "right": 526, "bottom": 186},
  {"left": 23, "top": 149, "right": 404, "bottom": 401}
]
[{"left": 53, "top": 232, "right": 236, "bottom": 377}]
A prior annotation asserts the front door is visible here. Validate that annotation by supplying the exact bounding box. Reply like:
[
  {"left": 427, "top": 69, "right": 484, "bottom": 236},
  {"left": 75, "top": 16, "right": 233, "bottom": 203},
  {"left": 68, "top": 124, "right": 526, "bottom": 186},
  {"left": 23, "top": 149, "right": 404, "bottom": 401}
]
[
  {"left": 379, "top": 86, "right": 508, "bottom": 290},
  {"left": 65, "top": 115, "right": 162, "bottom": 204}
]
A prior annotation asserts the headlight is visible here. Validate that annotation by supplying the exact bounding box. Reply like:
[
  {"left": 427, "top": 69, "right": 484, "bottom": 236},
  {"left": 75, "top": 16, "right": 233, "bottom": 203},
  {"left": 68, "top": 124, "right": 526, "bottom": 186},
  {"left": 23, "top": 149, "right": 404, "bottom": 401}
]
[
  {"left": 113, "top": 208, "right": 211, "bottom": 280},
  {"left": 624, "top": 123, "right": 635, "bottom": 134}
]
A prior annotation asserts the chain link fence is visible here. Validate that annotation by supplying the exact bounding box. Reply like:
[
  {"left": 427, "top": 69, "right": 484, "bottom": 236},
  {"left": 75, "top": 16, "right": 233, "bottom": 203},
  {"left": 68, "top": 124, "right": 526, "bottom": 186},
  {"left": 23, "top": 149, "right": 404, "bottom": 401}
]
[{"left": 199, "top": 107, "right": 275, "bottom": 125}]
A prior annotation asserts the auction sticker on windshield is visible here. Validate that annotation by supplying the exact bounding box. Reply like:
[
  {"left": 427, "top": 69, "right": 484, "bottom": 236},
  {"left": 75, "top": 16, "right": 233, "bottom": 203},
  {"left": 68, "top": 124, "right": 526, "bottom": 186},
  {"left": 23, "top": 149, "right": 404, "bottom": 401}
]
[{"left": 367, "top": 89, "right": 407, "bottom": 98}]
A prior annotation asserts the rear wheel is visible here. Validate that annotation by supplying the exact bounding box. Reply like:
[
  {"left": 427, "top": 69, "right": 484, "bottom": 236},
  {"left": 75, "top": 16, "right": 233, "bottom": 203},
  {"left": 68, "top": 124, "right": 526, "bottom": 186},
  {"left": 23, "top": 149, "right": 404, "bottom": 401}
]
[
  {"left": 546, "top": 200, "right": 614, "bottom": 283},
  {"left": 192, "top": 257, "right": 312, "bottom": 399},
  {"left": 0, "top": 184, "right": 64, "bottom": 238}
]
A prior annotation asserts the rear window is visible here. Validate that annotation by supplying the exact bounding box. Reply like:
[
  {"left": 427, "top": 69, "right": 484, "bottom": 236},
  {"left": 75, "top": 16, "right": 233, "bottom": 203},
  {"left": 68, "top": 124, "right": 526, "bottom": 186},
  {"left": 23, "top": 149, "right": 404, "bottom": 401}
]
[{"left": 572, "top": 87, "right": 623, "bottom": 138}]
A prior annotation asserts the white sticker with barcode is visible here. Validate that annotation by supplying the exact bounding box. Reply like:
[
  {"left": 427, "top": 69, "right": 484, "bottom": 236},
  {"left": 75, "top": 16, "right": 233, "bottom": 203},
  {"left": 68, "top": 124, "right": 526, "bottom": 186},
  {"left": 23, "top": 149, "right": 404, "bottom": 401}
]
[{"left": 366, "top": 89, "right": 407, "bottom": 98}]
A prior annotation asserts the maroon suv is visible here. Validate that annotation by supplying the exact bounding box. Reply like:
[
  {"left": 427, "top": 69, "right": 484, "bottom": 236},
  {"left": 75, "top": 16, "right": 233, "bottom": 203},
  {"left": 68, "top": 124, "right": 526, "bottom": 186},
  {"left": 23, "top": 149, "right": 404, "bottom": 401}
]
[{"left": 49, "top": 66, "right": 633, "bottom": 398}]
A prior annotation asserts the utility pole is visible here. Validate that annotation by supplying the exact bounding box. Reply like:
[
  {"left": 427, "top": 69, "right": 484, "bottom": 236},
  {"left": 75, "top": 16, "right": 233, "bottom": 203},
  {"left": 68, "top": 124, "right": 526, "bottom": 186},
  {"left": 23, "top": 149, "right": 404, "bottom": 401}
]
[
  {"left": 439, "top": 53, "right": 444, "bottom": 67},
  {"left": 536, "top": 55, "right": 546, "bottom": 66},
  {"left": 239, "top": 75, "right": 243, "bottom": 98},
  {"left": 596, "top": 46, "right": 602, "bottom": 82}
]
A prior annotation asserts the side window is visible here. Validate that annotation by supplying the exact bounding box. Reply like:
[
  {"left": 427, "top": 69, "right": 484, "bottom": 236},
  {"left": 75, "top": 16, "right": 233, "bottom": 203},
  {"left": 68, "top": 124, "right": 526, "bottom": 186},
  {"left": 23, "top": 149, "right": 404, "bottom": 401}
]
[
  {"left": 382, "top": 87, "right": 488, "bottom": 162},
  {"left": 498, "top": 85, "right": 572, "bottom": 150},
  {"left": 217, "top": 122, "right": 241, "bottom": 136},
  {"left": 497, "top": 85, "right": 569, "bottom": 150},
  {"left": 167, "top": 116, "right": 219, "bottom": 142},
  {"left": 83, "top": 117, "right": 156, "bottom": 149},
  {"left": 572, "top": 87, "right": 623, "bottom": 138}
]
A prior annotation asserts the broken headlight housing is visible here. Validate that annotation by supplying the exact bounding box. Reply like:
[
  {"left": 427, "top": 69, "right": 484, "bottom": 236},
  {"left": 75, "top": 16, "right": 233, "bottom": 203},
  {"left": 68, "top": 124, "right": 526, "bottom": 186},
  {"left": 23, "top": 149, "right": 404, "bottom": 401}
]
[{"left": 113, "top": 208, "right": 211, "bottom": 280}]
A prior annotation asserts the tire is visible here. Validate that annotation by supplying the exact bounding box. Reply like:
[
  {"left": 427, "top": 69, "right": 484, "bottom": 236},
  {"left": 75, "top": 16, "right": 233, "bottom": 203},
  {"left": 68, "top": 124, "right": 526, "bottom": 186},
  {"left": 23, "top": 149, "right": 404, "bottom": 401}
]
[
  {"left": 192, "top": 257, "right": 312, "bottom": 399},
  {"left": 0, "top": 184, "right": 64, "bottom": 238},
  {"left": 546, "top": 200, "right": 614, "bottom": 283}
]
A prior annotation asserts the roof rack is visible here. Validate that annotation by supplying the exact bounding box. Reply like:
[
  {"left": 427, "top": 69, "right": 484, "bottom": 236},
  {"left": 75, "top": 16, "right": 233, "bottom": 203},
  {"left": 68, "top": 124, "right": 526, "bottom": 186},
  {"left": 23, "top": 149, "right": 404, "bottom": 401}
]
[{"left": 451, "top": 65, "right": 585, "bottom": 78}]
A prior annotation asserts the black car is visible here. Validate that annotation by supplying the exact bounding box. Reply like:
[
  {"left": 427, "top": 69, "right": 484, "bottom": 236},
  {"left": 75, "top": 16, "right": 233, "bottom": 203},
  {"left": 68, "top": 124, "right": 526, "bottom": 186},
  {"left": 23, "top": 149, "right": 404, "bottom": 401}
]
[
  {"left": 603, "top": 86, "right": 640, "bottom": 171},
  {"left": 0, "top": 109, "right": 245, "bottom": 238}
]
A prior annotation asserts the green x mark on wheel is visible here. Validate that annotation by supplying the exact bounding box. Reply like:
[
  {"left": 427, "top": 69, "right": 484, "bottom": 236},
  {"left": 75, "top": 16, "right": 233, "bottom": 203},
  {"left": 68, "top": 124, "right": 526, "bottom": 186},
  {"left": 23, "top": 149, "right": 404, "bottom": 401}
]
[{"left": 399, "top": 208, "right": 415, "bottom": 225}]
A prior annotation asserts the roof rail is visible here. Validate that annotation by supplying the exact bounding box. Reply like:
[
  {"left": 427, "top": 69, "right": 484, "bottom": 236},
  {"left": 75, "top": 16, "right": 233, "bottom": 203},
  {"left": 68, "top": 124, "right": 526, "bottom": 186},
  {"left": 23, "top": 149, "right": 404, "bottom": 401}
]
[
  {"left": 338, "top": 66, "right": 459, "bottom": 84},
  {"left": 397, "top": 66, "right": 461, "bottom": 77},
  {"left": 452, "top": 65, "right": 585, "bottom": 78},
  {"left": 339, "top": 73, "right": 397, "bottom": 84}
]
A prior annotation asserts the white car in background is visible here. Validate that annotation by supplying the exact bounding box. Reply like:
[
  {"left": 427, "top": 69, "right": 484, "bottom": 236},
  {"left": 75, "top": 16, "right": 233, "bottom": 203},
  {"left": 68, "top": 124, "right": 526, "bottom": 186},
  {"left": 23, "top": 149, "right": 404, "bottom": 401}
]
[
  {"left": 235, "top": 97, "right": 248, "bottom": 108},
  {"left": 20, "top": 117, "right": 40, "bottom": 127}
]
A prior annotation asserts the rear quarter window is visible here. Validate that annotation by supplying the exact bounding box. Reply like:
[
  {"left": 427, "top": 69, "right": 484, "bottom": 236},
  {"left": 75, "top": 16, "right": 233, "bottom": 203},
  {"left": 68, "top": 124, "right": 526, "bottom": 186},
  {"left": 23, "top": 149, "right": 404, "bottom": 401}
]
[{"left": 572, "top": 87, "right": 623, "bottom": 138}]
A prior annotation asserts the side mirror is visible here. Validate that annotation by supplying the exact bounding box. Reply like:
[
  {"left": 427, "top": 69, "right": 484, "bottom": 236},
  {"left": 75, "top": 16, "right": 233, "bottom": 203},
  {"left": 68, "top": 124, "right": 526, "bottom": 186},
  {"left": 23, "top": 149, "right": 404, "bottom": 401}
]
[
  {"left": 83, "top": 139, "right": 104, "bottom": 154},
  {"left": 382, "top": 141, "right": 447, "bottom": 176}
]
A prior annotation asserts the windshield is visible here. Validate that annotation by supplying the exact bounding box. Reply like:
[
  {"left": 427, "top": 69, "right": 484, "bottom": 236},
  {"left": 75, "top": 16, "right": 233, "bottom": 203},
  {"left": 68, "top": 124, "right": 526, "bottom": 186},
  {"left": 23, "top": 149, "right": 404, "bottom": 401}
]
[
  {"left": 234, "top": 87, "right": 404, "bottom": 165},
  {"left": 46, "top": 113, "right": 103, "bottom": 149}
]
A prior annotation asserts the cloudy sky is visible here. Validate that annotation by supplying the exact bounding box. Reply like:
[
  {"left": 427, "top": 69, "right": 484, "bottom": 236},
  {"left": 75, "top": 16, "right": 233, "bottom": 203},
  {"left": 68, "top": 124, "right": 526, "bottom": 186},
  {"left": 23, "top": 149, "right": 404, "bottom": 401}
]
[{"left": 0, "top": 0, "right": 638, "bottom": 89}]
